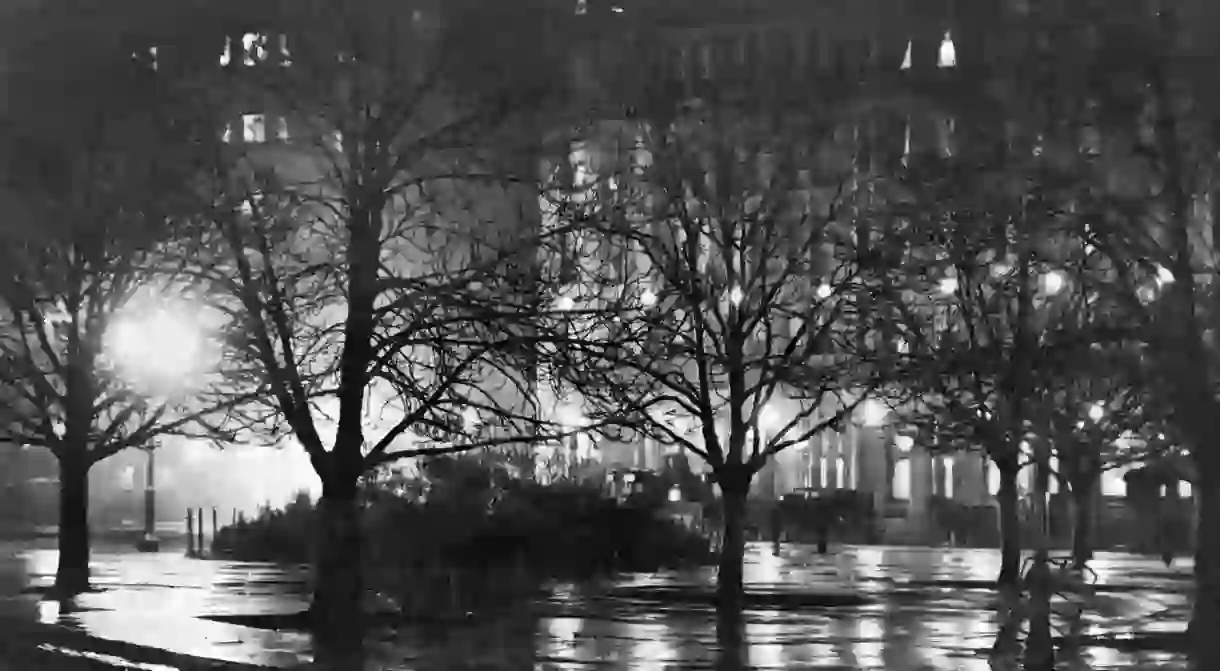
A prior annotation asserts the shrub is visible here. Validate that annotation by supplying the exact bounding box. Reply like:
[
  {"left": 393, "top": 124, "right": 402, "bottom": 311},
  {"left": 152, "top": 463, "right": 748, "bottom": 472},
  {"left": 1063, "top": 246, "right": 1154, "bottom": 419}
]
[{"left": 213, "top": 456, "right": 715, "bottom": 599}]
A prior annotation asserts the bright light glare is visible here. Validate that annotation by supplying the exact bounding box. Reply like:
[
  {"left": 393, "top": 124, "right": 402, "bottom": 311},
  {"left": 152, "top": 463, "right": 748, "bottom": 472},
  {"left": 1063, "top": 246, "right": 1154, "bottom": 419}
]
[
  {"left": 1043, "top": 271, "right": 1065, "bottom": 295},
  {"left": 937, "top": 277, "right": 958, "bottom": 295},
  {"left": 815, "top": 283, "right": 832, "bottom": 299},
  {"left": 728, "top": 286, "right": 744, "bottom": 305},
  {"left": 105, "top": 300, "right": 214, "bottom": 397},
  {"left": 1087, "top": 403, "right": 1105, "bottom": 422},
  {"left": 555, "top": 296, "right": 575, "bottom": 311},
  {"left": 938, "top": 31, "right": 956, "bottom": 68},
  {"left": 1155, "top": 265, "right": 1175, "bottom": 287},
  {"left": 859, "top": 399, "right": 888, "bottom": 427},
  {"left": 640, "top": 288, "right": 657, "bottom": 306}
]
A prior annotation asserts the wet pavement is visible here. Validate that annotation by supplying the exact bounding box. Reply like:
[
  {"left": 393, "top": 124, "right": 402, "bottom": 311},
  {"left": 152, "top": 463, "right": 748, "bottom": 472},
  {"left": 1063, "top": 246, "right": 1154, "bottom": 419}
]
[{"left": 0, "top": 541, "right": 1195, "bottom": 670}]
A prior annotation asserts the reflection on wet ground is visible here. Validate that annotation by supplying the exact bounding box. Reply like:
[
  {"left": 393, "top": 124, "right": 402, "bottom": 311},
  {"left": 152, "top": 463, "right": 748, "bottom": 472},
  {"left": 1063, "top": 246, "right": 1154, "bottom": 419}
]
[{"left": 0, "top": 541, "right": 1194, "bottom": 669}]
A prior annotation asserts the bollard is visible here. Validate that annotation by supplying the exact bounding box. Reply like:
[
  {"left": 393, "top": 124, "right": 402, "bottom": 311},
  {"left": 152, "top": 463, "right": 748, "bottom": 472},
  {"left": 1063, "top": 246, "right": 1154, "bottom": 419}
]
[
  {"left": 197, "top": 508, "right": 204, "bottom": 558},
  {"left": 185, "top": 509, "right": 195, "bottom": 557}
]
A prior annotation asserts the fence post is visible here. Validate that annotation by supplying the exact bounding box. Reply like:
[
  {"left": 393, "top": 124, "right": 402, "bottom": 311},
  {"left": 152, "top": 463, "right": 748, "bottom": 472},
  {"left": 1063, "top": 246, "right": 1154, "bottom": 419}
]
[
  {"left": 212, "top": 507, "right": 218, "bottom": 548},
  {"left": 185, "top": 509, "right": 194, "bottom": 557},
  {"left": 197, "top": 508, "right": 204, "bottom": 557}
]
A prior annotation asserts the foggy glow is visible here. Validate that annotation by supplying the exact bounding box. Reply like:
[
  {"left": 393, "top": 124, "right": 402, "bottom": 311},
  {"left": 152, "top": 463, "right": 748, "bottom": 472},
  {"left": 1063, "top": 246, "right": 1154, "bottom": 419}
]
[
  {"left": 1042, "top": 270, "right": 1065, "bottom": 295},
  {"left": 1087, "top": 403, "right": 1105, "bottom": 422},
  {"left": 859, "top": 399, "right": 889, "bottom": 427},
  {"left": 104, "top": 296, "right": 218, "bottom": 398}
]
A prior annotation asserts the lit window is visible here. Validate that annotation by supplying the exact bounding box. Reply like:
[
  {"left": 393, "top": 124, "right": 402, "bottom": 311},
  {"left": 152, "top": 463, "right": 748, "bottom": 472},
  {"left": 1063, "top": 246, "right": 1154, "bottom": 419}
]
[
  {"left": 220, "top": 36, "right": 232, "bottom": 66},
  {"left": 988, "top": 461, "right": 1000, "bottom": 495},
  {"left": 937, "top": 31, "right": 956, "bottom": 68},
  {"left": 892, "top": 458, "right": 910, "bottom": 500},
  {"left": 836, "top": 456, "right": 846, "bottom": 489},
  {"left": 819, "top": 455, "right": 827, "bottom": 488},
  {"left": 243, "top": 33, "right": 267, "bottom": 66},
  {"left": 1048, "top": 455, "right": 1059, "bottom": 494},
  {"left": 242, "top": 114, "right": 265, "bottom": 142},
  {"left": 942, "top": 456, "right": 954, "bottom": 499},
  {"left": 1180, "top": 481, "right": 1192, "bottom": 498}
]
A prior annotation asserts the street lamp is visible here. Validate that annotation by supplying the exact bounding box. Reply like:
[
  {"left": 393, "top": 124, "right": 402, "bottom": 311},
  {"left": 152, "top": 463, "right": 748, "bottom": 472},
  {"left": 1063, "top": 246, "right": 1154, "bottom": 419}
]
[
  {"left": 1087, "top": 403, "right": 1105, "bottom": 423},
  {"left": 103, "top": 291, "right": 218, "bottom": 553}
]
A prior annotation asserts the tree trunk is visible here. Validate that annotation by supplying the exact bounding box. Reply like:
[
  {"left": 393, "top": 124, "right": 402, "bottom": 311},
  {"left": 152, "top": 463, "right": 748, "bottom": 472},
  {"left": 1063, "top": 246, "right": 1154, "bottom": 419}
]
[
  {"left": 715, "top": 466, "right": 749, "bottom": 670},
  {"left": 995, "top": 459, "right": 1021, "bottom": 591},
  {"left": 1071, "top": 487, "right": 1094, "bottom": 570},
  {"left": 54, "top": 455, "right": 90, "bottom": 595},
  {"left": 310, "top": 479, "right": 364, "bottom": 659},
  {"left": 1190, "top": 475, "right": 1220, "bottom": 670}
]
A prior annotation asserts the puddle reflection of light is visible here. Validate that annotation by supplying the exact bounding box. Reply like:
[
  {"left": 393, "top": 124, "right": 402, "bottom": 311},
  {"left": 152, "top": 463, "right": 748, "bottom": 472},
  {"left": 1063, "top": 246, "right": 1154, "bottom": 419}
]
[
  {"left": 37, "top": 599, "right": 59, "bottom": 624},
  {"left": 853, "top": 618, "right": 885, "bottom": 668},
  {"left": 751, "top": 549, "right": 783, "bottom": 584},
  {"left": 627, "top": 622, "right": 677, "bottom": 671},
  {"left": 749, "top": 621, "right": 784, "bottom": 669},
  {"left": 37, "top": 644, "right": 178, "bottom": 671},
  {"left": 855, "top": 547, "right": 884, "bottom": 580},
  {"left": 545, "top": 616, "right": 584, "bottom": 656}
]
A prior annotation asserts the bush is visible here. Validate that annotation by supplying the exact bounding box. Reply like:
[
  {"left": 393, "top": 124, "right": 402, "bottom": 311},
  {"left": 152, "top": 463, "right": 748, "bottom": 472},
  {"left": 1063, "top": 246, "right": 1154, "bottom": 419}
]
[{"left": 213, "top": 457, "right": 714, "bottom": 613}]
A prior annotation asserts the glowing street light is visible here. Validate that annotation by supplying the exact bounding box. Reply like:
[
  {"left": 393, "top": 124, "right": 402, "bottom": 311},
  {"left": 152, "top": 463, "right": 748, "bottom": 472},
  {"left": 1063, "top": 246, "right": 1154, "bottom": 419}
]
[
  {"left": 1087, "top": 403, "right": 1105, "bottom": 422},
  {"left": 859, "top": 399, "right": 889, "bottom": 428},
  {"left": 727, "top": 285, "right": 744, "bottom": 306},
  {"left": 103, "top": 291, "right": 219, "bottom": 553},
  {"left": 1042, "top": 270, "right": 1065, "bottom": 296},
  {"left": 814, "top": 283, "right": 832, "bottom": 299}
]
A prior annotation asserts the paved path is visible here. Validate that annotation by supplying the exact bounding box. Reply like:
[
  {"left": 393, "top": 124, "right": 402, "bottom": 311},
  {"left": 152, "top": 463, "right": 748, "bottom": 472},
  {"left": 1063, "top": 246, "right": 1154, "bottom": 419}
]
[{"left": 0, "top": 543, "right": 1195, "bottom": 670}]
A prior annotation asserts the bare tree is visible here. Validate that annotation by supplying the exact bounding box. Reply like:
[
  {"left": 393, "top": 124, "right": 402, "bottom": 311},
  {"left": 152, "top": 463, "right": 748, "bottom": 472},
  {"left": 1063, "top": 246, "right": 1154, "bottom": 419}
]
[
  {"left": 538, "top": 105, "right": 901, "bottom": 647},
  {"left": 0, "top": 9, "right": 254, "bottom": 594},
  {"left": 174, "top": 0, "right": 578, "bottom": 648}
]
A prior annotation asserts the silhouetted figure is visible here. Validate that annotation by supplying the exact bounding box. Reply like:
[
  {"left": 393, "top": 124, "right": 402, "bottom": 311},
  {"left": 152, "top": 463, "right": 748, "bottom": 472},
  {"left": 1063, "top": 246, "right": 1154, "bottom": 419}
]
[
  {"left": 769, "top": 505, "right": 783, "bottom": 554},
  {"left": 815, "top": 515, "right": 829, "bottom": 554}
]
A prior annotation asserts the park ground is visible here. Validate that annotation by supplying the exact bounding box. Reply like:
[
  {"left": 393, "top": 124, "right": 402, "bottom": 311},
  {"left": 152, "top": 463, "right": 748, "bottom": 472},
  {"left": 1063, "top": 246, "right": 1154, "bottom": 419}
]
[{"left": 0, "top": 540, "right": 1195, "bottom": 670}]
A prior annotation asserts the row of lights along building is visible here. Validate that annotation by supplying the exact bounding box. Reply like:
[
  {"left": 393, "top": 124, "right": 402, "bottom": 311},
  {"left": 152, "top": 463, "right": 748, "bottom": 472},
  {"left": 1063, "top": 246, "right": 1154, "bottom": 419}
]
[{"left": 22, "top": 0, "right": 1189, "bottom": 546}]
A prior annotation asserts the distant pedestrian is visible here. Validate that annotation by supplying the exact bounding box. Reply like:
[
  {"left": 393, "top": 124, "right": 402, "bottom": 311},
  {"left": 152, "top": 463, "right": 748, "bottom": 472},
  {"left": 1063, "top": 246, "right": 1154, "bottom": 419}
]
[
  {"left": 815, "top": 514, "right": 829, "bottom": 554},
  {"left": 769, "top": 504, "right": 783, "bottom": 554}
]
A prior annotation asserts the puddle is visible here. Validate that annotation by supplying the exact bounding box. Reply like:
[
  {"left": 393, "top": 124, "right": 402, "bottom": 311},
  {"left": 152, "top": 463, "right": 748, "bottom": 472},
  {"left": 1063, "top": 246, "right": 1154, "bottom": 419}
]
[{"left": 0, "top": 543, "right": 1196, "bottom": 670}]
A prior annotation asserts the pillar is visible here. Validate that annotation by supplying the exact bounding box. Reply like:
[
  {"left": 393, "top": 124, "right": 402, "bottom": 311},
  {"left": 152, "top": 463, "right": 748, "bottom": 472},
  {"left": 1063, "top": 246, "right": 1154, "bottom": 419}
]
[{"left": 908, "top": 448, "right": 935, "bottom": 537}]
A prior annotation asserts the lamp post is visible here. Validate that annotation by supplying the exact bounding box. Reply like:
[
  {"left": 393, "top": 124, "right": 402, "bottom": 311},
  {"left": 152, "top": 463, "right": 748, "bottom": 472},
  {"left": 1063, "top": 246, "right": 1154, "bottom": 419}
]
[
  {"left": 136, "top": 443, "right": 158, "bottom": 552},
  {"left": 103, "top": 290, "right": 218, "bottom": 554}
]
